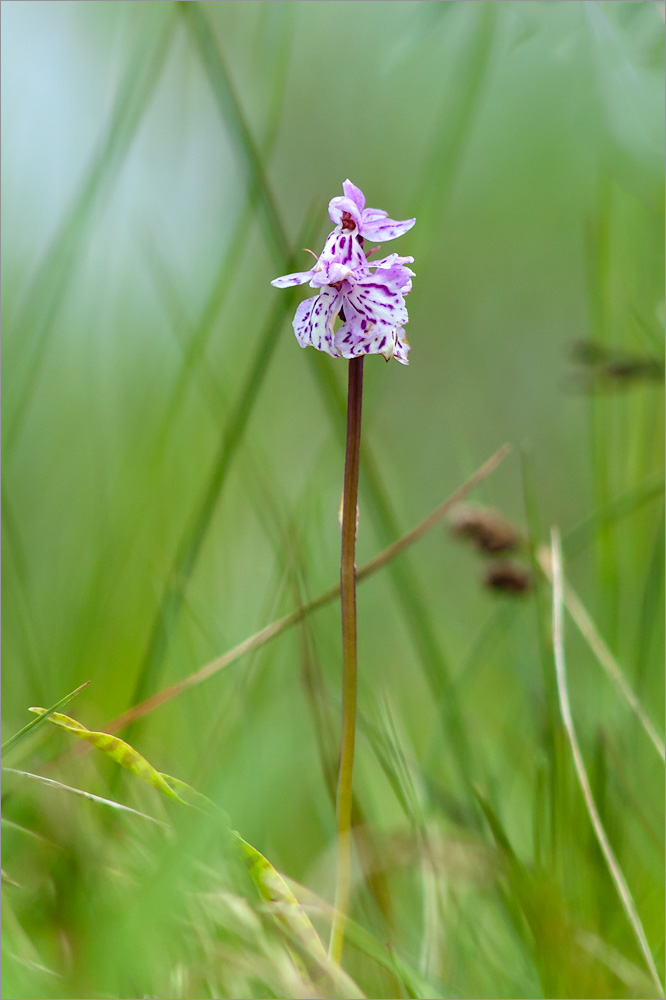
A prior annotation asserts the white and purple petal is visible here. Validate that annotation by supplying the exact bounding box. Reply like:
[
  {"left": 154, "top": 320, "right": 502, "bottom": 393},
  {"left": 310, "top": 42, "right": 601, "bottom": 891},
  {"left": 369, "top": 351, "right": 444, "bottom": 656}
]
[
  {"left": 361, "top": 208, "right": 388, "bottom": 222},
  {"left": 393, "top": 327, "right": 411, "bottom": 365},
  {"left": 325, "top": 262, "right": 356, "bottom": 284},
  {"left": 334, "top": 321, "right": 409, "bottom": 365},
  {"left": 359, "top": 212, "right": 415, "bottom": 242},
  {"left": 271, "top": 270, "right": 315, "bottom": 288},
  {"left": 372, "top": 252, "right": 415, "bottom": 270},
  {"left": 371, "top": 254, "right": 415, "bottom": 288},
  {"left": 293, "top": 288, "right": 342, "bottom": 357},
  {"left": 342, "top": 179, "right": 366, "bottom": 212},
  {"left": 343, "top": 269, "right": 410, "bottom": 337}
]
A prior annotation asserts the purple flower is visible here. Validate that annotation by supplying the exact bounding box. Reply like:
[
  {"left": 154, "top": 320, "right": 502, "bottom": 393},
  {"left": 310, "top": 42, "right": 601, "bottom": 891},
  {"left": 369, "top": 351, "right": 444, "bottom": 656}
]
[
  {"left": 271, "top": 182, "right": 415, "bottom": 364},
  {"left": 328, "top": 179, "right": 415, "bottom": 243}
]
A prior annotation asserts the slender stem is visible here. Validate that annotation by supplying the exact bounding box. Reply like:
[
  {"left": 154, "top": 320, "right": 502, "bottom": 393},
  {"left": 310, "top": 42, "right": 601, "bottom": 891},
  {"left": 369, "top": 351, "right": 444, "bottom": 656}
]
[{"left": 330, "top": 357, "right": 364, "bottom": 963}]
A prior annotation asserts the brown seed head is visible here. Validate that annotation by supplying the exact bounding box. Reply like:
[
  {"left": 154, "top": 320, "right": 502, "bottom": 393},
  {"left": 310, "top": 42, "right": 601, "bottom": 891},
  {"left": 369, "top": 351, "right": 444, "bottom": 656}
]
[
  {"left": 449, "top": 503, "right": 522, "bottom": 555},
  {"left": 484, "top": 562, "right": 531, "bottom": 596}
]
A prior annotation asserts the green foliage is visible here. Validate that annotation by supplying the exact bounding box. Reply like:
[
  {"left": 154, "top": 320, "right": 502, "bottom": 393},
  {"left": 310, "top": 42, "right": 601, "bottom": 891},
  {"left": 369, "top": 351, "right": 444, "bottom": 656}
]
[
  {"left": 23, "top": 708, "right": 363, "bottom": 996},
  {"left": 2, "top": 2, "right": 664, "bottom": 998},
  {"left": 27, "top": 709, "right": 187, "bottom": 803},
  {"left": 2, "top": 681, "right": 90, "bottom": 754}
]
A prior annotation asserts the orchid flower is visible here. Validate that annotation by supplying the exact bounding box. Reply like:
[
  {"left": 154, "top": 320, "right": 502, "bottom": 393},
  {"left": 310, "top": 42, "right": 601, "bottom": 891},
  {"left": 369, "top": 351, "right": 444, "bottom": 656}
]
[{"left": 271, "top": 183, "right": 415, "bottom": 364}]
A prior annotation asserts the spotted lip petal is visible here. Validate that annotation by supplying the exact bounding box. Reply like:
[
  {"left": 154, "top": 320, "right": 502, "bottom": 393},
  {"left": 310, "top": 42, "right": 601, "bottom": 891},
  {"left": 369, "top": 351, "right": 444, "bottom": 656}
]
[
  {"left": 393, "top": 328, "right": 411, "bottom": 365},
  {"left": 334, "top": 321, "right": 411, "bottom": 366},
  {"left": 345, "top": 274, "right": 409, "bottom": 336},
  {"left": 293, "top": 287, "right": 342, "bottom": 356},
  {"left": 333, "top": 255, "right": 414, "bottom": 364},
  {"left": 309, "top": 230, "right": 366, "bottom": 287},
  {"left": 319, "top": 230, "right": 366, "bottom": 271},
  {"left": 371, "top": 253, "right": 416, "bottom": 280}
]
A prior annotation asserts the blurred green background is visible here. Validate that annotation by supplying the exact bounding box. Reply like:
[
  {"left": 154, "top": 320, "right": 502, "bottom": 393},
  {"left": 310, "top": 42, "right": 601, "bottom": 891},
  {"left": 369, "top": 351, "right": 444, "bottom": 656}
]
[{"left": 2, "top": 3, "right": 664, "bottom": 998}]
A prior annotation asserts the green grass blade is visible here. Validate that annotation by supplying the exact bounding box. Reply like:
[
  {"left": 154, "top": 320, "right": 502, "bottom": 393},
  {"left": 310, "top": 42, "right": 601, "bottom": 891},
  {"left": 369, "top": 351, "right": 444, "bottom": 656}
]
[
  {"left": 563, "top": 473, "right": 664, "bottom": 557},
  {"left": 127, "top": 236, "right": 312, "bottom": 715},
  {"left": 28, "top": 709, "right": 184, "bottom": 803},
  {"left": 2, "top": 768, "right": 167, "bottom": 826},
  {"left": 538, "top": 547, "right": 665, "bottom": 760},
  {"left": 414, "top": 2, "right": 498, "bottom": 239},
  {"left": 123, "top": 5, "right": 317, "bottom": 709},
  {"left": 550, "top": 530, "right": 664, "bottom": 998},
  {"left": 178, "top": 1, "right": 289, "bottom": 261},
  {"left": 146, "top": 7, "right": 293, "bottom": 459},
  {"left": 25, "top": 707, "right": 330, "bottom": 982},
  {"left": 4, "top": 10, "right": 177, "bottom": 457},
  {"left": 520, "top": 444, "right": 563, "bottom": 868},
  {"left": 2, "top": 681, "right": 90, "bottom": 754},
  {"left": 634, "top": 505, "right": 665, "bottom": 696},
  {"left": 235, "top": 834, "right": 328, "bottom": 964}
]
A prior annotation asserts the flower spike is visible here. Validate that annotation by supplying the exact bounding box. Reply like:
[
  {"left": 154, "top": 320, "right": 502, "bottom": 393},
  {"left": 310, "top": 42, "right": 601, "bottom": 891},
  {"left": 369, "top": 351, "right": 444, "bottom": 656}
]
[{"left": 272, "top": 181, "right": 415, "bottom": 365}]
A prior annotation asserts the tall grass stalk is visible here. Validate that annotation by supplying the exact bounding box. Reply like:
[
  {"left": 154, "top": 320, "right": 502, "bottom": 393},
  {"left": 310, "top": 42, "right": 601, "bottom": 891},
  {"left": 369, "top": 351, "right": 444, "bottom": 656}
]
[
  {"left": 550, "top": 529, "right": 664, "bottom": 998},
  {"left": 539, "top": 545, "right": 664, "bottom": 760}
]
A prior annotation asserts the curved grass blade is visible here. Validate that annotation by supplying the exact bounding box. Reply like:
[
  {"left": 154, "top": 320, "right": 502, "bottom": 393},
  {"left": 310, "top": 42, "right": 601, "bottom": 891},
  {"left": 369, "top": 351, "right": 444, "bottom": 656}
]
[
  {"left": 236, "top": 834, "right": 367, "bottom": 999},
  {"left": 118, "top": 767, "right": 334, "bottom": 979},
  {"left": 1, "top": 817, "right": 56, "bottom": 848},
  {"left": 634, "top": 505, "right": 665, "bottom": 696},
  {"left": 538, "top": 547, "right": 664, "bottom": 761},
  {"left": 550, "top": 530, "right": 664, "bottom": 998},
  {"left": 414, "top": 1, "right": 498, "bottom": 240},
  {"left": 128, "top": 233, "right": 312, "bottom": 717},
  {"left": 149, "top": 4, "right": 294, "bottom": 457},
  {"left": 2, "top": 768, "right": 167, "bottom": 827},
  {"left": 26, "top": 713, "right": 330, "bottom": 977},
  {"left": 178, "top": 1, "right": 289, "bottom": 262},
  {"left": 157, "top": 772, "right": 228, "bottom": 822},
  {"left": 28, "top": 710, "right": 184, "bottom": 804},
  {"left": 235, "top": 834, "right": 328, "bottom": 963},
  {"left": 287, "top": 879, "right": 440, "bottom": 1000},
  {"left": 2, "top": 682, "right": 90, "bottom": 755},
  {"left": 563, "top": 472, "right": 664, "bottom": 558}
]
